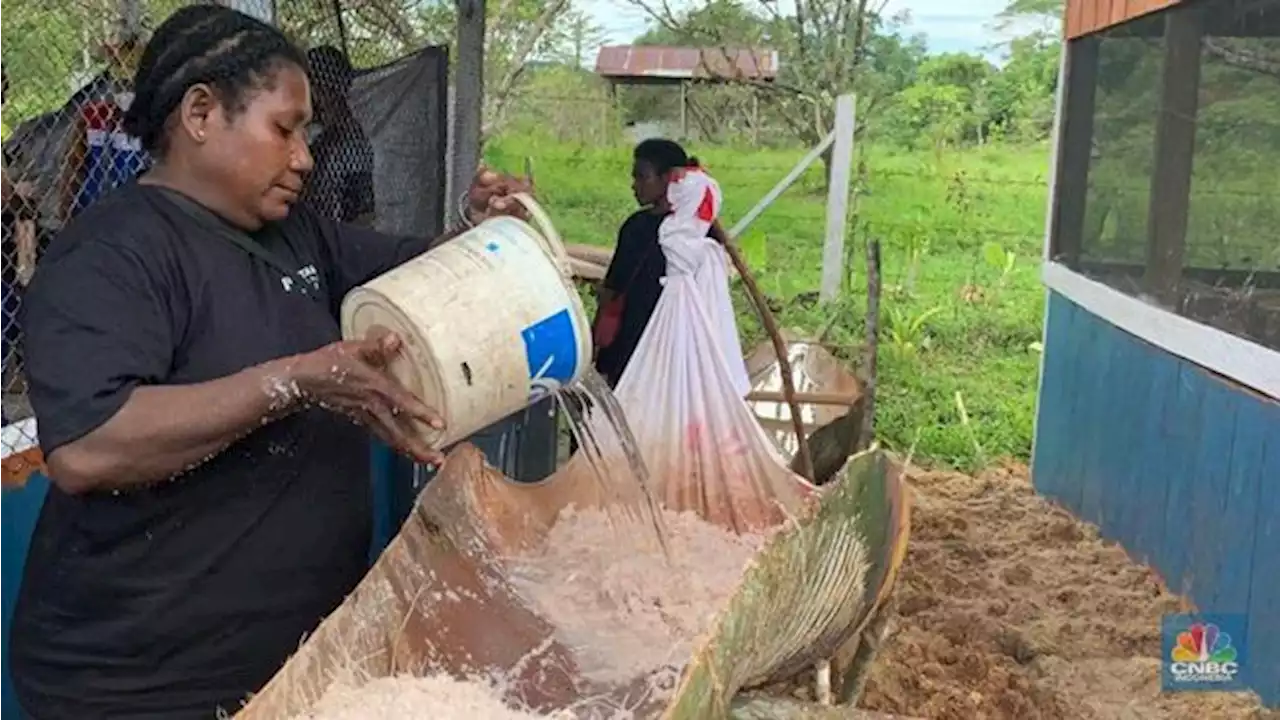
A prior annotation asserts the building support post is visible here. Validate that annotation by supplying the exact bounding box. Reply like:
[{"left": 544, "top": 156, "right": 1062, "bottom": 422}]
[{"left": 1144, "top": 5, "right": 1204, "bottom": 304}]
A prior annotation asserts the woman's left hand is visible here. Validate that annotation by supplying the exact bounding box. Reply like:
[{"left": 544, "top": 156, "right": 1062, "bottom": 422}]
[{"left": 464, "top": 165, "right": 533, "bottom": 225}]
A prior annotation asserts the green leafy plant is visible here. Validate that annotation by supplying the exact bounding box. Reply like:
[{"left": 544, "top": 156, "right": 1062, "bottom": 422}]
[
  {"left": 884, "top": 304, "right": 945, "bottom": 355},
  {"left": 981, "top": 240, "right": 1017, "bottom": 286}
]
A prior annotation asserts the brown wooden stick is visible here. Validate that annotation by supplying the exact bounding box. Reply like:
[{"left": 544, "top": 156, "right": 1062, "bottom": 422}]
[
  {"left": 745, "top": 390, "right": 859, "bottom": 406},
  {"left": 858, "top": 238, "right": 881, "bottom": 451},
  {"left": 721, "top": 238, "right": 816, "bottom": 483}
]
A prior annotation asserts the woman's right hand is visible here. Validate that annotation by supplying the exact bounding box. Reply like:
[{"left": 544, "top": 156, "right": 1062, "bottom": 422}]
[{"left": 290, "top": 332, "right": 447, "bottom": 466}]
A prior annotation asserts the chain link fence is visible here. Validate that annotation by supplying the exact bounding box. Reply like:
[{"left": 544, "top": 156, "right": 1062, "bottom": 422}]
[{"left": 1, "top": 0, "right": 449, "bottom": 484}]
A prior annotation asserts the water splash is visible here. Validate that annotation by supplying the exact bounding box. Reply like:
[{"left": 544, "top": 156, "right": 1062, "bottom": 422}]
[{"left": 555, "top": 368, "right": 672, "bottom": 562}]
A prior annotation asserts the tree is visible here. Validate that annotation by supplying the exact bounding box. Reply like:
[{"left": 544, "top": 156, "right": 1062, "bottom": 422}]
[
  {"left": 548, "top": 9, "right": 611, "bottom": 68},
  {"left": 983, "top": 32, "right": 1060, "bottom": 140},
  {"left": 0, "top": 0, "right": 575, "bottom": 144},
  {"left": 625, "top": 0, "right": 926, "bottom": 178},
  {"left": 993, "top": 0, "right": 1063, "bottom": 35}
]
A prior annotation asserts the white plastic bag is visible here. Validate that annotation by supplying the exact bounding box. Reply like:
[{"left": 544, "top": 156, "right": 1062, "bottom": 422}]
[{"left": 612, "top": 169, "right": 810, "bottom": 532}]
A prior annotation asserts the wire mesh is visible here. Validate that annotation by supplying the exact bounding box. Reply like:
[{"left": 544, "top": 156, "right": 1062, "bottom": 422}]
[
  {"left": 1, "top": 0, "right": 448, "bottom": 482},
  {"left": 1050, "top": 0, "right": 1280, "bottom": 351}
]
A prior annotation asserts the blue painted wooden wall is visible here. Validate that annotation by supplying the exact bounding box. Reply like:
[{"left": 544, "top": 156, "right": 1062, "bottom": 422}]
[
  {"left": 1034, "top": 290, "right": 1280, "bottom": 707},
  {"left": 2, "top": 473, "right": 48, "bottom": 719}
]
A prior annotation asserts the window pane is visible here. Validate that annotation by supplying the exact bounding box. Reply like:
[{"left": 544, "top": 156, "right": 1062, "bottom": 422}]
[{"left": 1052, "top": 1, "right": 1280, "bottom": 352}]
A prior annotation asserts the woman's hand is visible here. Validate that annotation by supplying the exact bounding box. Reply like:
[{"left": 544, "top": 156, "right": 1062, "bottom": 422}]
[
  {"left": 464, "top": 165, "right": 534, "bottom": 225},
  {"left": 291, "top": 332, "right": 447, "bottom": 466}
]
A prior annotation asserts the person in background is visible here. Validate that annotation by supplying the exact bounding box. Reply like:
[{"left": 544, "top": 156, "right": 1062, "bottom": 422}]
[
  {"left": 299, "top": 44, "right": 376, "bottom": 225},
  {"left": 10, "top": 7, "right": 530, "bottom": 719},
  {"left": 592, "top": 138, "right": 723, "bottom": 388}
]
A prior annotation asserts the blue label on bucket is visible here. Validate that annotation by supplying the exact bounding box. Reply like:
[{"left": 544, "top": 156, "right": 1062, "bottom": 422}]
[{"left": 521, "top": 308, "right": 580, "bottom": 402}]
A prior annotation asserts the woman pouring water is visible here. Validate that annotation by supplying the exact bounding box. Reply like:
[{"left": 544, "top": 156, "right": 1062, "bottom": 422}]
[{"left": 10, "top": 7, "right": 531, "bottom": 719}]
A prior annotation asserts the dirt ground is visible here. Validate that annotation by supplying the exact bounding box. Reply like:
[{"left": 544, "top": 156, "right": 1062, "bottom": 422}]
[{"left": 858, "top": 462, "right": 1276, "bottom": 720}]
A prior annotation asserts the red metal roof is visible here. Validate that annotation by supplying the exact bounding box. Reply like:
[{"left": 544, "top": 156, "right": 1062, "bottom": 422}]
[{"left": 594, "top": 45, "right": 779, "bottom": 82}]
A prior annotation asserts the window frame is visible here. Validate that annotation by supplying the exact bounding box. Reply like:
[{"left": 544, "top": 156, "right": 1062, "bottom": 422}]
[{"left": 1039, "top": 14, "right": 1280, "bottom": 401}]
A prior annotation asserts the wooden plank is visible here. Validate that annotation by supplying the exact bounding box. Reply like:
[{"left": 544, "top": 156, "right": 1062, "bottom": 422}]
[
  {"left": 1105, "top": 330, "right": 1157, "bottom": 548},
  {"left": 1110, "top": 0, "right": 1130, "bottom": 27},
  {"left": 563, "top": 243, "right": 612, "bottom": 266},
  {"left": 1080, "top": 0, "right": 1097, "bottom": 38},
  {"left": 1064, "top": 0, "right": 1182, "bottom": 38},
  {"left": 1185, "top": 371, "right": 1239, "bottom": 609},
  {"left": 568, "top": 257, "right": 606, "bottom": 282},
  {"left": 1053, "top": 295, "right": 1085, "bottom": 505},
  {"left": 1245, "top": 397, "right": 1280, "bottom": 706},
  {"left": 1209, "top": 387, "right": 1268, "bottom": 616},
  {"left": 1050, "top": 295, "right": 1087, "bottom": 509},
  {"left": 755, "top": 416, "right": 820, "bottom": 434},
  {"left": 1129, "top": 0, "right": 1180, "bottom": 19},
  {"left": 1154, "top": 361, "right": 1206, "bottom": 593},
  {"left": 1066, "top": 0, "right": 1085, "bottom": 38},
  {"left": 1099, "top": 328, "right": 1153, "bottom": 549},
  {"left": 1059, "top": 305, "right": 1104, "bottom": 515},
  {"left": 1130, "top": 343, "right": 1179, "bottom": 567},
  {"left": 1078, "top": 313, "right": 1117, "bottom": 527},
  {"left": 1031, "top": 293, "right": 1075, "bottom": 501},
  {"left": 745, "top": 390, "right": 858, "bottom": 406}
]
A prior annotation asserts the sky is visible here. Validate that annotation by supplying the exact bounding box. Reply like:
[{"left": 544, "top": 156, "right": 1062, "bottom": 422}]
[{"left": 578, "top": 0, "right": 1054, "bottom": 64}]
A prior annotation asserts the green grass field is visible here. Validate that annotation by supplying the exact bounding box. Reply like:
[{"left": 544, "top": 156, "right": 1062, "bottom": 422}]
[{"left": 487, "top": 136, "right": 1054, "bottom": 473}]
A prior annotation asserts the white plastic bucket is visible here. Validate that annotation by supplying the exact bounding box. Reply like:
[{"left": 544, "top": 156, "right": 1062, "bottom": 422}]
[{"left": 340, "top": 194, "right": 592, "bottom": 449}]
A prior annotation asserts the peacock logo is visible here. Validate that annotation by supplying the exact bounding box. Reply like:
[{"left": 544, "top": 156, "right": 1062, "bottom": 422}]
[
  {"left": 1168, "top": 621, "right": 1240, "bottom": 685},
  {"left": 1172, "top": 622, "right": 1237, "bottom": 663}
]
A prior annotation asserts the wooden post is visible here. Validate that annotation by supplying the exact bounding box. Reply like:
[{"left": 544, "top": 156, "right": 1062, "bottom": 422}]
[
  {"left": 449, "top": 0, "right": 486, "bottom": 226},
  {"left": 1049, "top": 36, "right": 1099, "bottom": 266},
  {"left": 1144, "top": 5, "right": 1203, "bottom": 303},
  {"left": 751, "top": 92, "right": 760, "bottom": 146},
  {"left": 820, "top": 94, "right": 856, "bottom": 303},
  {"left": 680, "top": 81, "right": 688, "bottom": 139},
  {"left": 222, "top": 0, "right": 275, "bottom": 23},
  {"left": 119, "top": 0, "right": 141, "bottom": 36},
  {"left": 608, "top": 81, "right": 620, "bottom": 145}
]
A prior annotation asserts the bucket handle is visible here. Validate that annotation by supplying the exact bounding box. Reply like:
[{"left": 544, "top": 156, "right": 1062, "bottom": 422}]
[{"left": 507, "top": 192, "right": 572, "bottom": 277}]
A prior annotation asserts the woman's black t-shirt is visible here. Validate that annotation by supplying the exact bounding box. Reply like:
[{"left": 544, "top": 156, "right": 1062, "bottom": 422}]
[
  {"left": 11, "top": 183, "right": 431, "bottom": 719},
  {"left": 593, "top": 210, "right": 667, "bottom": 387},
  {"left": 593, "top": 209, "right": 717, "bottom": 387}
]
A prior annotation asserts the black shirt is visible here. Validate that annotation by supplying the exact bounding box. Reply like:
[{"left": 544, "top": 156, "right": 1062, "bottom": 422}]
[
  {"left": 11, "top": 182, "right": 430, "bottom": 719},
  {"left": 593, "top": 210, "right": 668, "bottom": 387}
]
